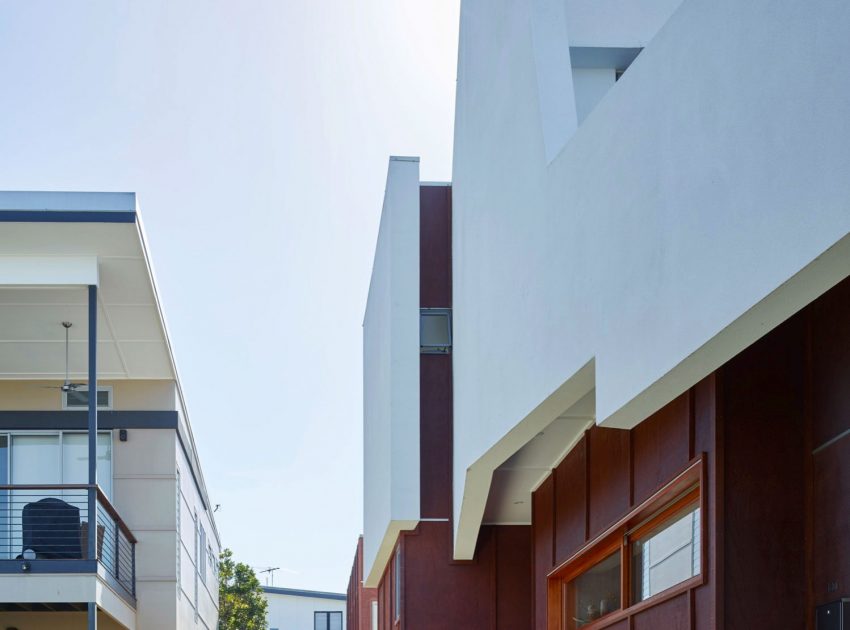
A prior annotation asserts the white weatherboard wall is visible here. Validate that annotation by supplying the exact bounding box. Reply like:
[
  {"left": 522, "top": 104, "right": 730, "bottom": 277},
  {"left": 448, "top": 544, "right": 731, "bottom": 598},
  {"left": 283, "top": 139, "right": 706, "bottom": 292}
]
[
  {"left": 452, "top": 0, "right": 850, "bottom": 558},
  {"left": 264, "top": 591, "right": 346, "bottom": 630},
  {"left": 362, "top": 157, "right": 420, "bottom": 586}
]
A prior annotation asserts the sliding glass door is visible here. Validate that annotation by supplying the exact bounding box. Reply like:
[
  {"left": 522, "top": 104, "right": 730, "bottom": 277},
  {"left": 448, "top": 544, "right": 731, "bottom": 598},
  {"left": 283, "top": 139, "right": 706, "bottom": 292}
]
[
  {"left": 0, "top": 437, "right": 7, "bottom": 560},
  {"left": 0, "top": 432, "right": 112, "bottom": 559}
]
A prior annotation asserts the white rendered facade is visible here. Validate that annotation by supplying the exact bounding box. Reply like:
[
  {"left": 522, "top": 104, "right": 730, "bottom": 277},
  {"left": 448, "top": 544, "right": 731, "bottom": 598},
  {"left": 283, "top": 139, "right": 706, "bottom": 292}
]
[
  {"left": 362, "top": 158, "right": 421, "bottom": 585},
  {"left": 451, "top": 0, "right": 850, "bottom": 557}
]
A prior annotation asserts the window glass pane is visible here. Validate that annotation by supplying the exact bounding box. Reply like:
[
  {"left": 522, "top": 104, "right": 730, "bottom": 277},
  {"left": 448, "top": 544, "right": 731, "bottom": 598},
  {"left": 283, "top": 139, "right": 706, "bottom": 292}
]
[
  {"left": 371, "top": 601, "right": 378, "bottom": 630},
  {"left": 420, "top": 310, "right": 451, "bottom": 352},
  {"left": 567, "top": 552, "right": 620, "bottom": 628},
  {"left": 421, "top": 313, "right": 449, "bottom": 345},
  {"left": 61, "top": 433, "right": 112, "bottom": 498},
  {"left": 329, "top": 612, "right": 343, "bottom": 630},
  {"left": 11, "top": 435, "right": 60, "bottom": 484},
  {"left": 314, "top": 612, "right": 328, "bottom": 630},
  {"left": 10, "top": 435, "right": 61, "bottom": 559},
  {"left": 631, "top": 504, "right": 700, "bottom": 602},
  {"left": 65, "top": 389, "right": 110, "bottom": 408}
]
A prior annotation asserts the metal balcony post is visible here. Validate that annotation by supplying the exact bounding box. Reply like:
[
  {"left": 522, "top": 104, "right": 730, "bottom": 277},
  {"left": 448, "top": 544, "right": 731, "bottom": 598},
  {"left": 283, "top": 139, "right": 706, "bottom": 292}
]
[
  {"left": 114, "top": 523, "right": 120, "bottom": 579},
  {"left": 88, "top": 284, "right": 98, "bottom": 630}
]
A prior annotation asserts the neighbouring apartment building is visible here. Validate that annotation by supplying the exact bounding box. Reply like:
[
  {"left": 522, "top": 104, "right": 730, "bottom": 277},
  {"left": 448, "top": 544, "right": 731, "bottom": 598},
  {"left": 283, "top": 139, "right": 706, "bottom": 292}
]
[
  {"left": 263, "top": 585, "right": 346, "bottom": 630},
  {"left": 0, "top": 192, "right": 220, "bottom": 630},
  {"left": 350, "top": 1, "right": 850, "bottom": 629}
]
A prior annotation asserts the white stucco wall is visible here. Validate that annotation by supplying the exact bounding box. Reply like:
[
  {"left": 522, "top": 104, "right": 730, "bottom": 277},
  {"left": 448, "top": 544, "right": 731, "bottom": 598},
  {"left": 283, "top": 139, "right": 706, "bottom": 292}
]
[
  {"left": 362, "top": 157, "right": 421, "bottom": 585},
  {"left": 264, "top": 591, "right": 346, "bottom": 630},
  {"left": 452, "top": 0, "right": 850, "bottom": 557}
]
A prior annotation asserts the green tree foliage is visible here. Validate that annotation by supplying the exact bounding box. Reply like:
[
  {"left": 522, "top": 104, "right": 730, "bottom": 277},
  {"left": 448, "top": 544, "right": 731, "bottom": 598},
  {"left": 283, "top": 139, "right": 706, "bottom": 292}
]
[{"left": 218, "top": 548, "right": 268, "bottom": 630}]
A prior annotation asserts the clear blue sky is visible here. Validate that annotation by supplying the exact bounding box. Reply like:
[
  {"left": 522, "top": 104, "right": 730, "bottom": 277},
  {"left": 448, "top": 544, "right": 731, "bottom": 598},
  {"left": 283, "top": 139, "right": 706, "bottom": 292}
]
[{"left": 0, "top": 0, "right": 459, "bottom": 592}]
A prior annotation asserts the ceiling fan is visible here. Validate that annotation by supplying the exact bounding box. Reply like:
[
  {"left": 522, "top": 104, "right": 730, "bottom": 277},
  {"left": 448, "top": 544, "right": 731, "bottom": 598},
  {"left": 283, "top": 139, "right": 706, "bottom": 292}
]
[{"left": 42, "top": 322, "right": 86, "bottom": 392}]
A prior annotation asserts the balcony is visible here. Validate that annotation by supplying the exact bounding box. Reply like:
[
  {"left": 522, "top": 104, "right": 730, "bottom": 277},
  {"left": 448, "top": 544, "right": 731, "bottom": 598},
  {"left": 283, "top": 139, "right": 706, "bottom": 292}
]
[{"left": 0, "top": 484, "right": 136, "bottom": 613}]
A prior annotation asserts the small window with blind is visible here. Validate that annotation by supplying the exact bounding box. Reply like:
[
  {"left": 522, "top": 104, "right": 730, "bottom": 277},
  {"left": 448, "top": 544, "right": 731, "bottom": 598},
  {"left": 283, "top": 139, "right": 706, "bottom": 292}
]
[
  {"left": 62, "top": 386, "right": 112, "bottom": 410},
  {"left": 314, "top": 611, "right": 343, "bottom": 630}
]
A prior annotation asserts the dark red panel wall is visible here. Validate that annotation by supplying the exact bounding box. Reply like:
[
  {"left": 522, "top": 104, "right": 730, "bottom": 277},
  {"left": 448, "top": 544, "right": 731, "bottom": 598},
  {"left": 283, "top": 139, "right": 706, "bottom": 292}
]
[
  {"left": 419, "top": 184, "right": 453, "bottom": 518},
  {"left": 496, "top": 526, "right": 533, "bottom": 630},
  {"left": 587, "top": 427, "right": 631, "bottom": 537},
  {"left": 692, "top": 375, "right": 719, "bottom": 630},
  {"left": 419, "top": 355, "right": 452, "bottom": 518},
  {"left": 382, "top": 521, "right": 531, "bottom": 630},
  {"left": 554, "top": 437, "right": 586, "bottom": 563},
  {"left": 419, "top": 185, "right": 452, "bottom": 307},
  {"left": 532, "top": 476, "right": 554, "bottom": 630},
  {"left": 632, "top": 394, "right": 691, "bottom": 505},
  {"left": 810, "top": 276, "right": 850, "bottom": 608},
  {"left": 810, "top": 275, "right": 850, "bottom": 447},
  {"left": 632, "top": 593, "right": 690, "bottom": 630},
  {"left": 722, "top": 314, "right": 807, "bottom": 630},
  {"left": 813, "top": 438, "right": 850, "bottom": 607}
]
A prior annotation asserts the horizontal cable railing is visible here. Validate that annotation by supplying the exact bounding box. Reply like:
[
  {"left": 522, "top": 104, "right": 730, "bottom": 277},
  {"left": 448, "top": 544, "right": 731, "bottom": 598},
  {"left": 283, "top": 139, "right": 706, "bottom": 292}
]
[{"left": 0, "top": 484, "right": 135, "bottom": 598}]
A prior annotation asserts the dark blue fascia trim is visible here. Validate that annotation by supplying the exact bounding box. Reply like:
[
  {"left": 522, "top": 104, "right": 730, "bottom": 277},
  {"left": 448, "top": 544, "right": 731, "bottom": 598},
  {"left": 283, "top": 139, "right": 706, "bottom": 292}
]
[
  {"left": 0, "top": 410, "right": 179, "bottom": 430},
  {"left": 0, "top": 210, "right": 136, "bottom": 223},
  {"left": 0, "top": 559, "right": 98, "bottom": 574},
  {"left": 262, "top": 586, "right": 347, "bottom": 601}
]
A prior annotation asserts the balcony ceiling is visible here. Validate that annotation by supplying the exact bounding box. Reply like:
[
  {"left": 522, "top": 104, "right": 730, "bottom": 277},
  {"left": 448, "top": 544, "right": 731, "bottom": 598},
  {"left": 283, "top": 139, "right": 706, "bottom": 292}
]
[{"left": 0, "top": 220, "right": 174, "bottom": 381}]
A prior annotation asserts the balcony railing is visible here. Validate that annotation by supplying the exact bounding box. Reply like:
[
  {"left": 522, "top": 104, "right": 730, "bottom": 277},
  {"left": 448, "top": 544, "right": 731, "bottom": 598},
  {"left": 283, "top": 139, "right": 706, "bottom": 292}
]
[{"left": 0, "top": 484, "right": 136, "bottom": 600}]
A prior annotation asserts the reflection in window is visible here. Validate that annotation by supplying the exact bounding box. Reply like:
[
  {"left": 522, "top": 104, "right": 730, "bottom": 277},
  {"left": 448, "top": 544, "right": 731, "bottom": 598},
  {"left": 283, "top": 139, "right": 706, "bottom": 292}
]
[
  {"left": 314, "top": 611, "right": 343, "bottom": 630},
  {"left": 632, "top": 503, "right": 700, "bottom": 602},
  {"left": 567, "top": 552, "right": 621, "bottom": 628}
]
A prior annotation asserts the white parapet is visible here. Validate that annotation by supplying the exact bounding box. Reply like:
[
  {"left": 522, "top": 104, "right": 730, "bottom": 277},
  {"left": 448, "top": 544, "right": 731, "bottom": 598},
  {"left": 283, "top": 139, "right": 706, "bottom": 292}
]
[{"left": 362, "top": 157, "right": 421, "bottom": 586}]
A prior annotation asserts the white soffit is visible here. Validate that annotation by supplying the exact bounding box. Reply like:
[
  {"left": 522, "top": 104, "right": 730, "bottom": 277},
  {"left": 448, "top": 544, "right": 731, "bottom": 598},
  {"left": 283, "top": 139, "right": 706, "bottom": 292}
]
[{"left": 483, "top": 390, "right": 595, "bottom": 525}]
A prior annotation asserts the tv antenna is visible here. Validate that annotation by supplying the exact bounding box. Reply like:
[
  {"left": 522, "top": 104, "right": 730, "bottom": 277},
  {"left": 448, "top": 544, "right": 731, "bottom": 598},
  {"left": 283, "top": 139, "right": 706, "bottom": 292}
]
[{"left": 258, "top": 566, "right": 281, "bottom": 586}]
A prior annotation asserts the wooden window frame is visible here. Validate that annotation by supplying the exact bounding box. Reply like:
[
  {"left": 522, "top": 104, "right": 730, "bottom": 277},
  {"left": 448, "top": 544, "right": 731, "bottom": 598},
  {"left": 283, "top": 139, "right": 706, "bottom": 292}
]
[{"left": 547, "top": 456, "right": 707, "bottom": 630}]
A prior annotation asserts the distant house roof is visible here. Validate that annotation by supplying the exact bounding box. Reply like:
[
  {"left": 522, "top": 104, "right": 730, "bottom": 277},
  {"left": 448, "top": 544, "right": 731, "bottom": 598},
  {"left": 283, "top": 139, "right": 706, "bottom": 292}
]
[{"left": 262, "top": 586, "right": 346, "bottom": 602}]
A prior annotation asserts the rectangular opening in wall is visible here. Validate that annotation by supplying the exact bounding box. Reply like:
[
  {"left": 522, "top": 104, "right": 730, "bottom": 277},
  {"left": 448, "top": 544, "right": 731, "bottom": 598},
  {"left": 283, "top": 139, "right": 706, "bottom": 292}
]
[
  {"left": 62, "top": 386, "right": 112, "bottom": 410},
  {"left": 420, "top": 308, "right": 451, "bottom": 354}
]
